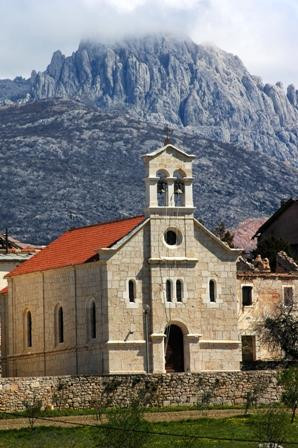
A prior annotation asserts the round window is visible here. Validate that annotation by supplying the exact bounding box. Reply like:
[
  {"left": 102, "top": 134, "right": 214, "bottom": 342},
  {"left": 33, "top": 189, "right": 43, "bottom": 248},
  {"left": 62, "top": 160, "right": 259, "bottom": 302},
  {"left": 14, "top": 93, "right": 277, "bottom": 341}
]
[
  {"left": 164, "top": 229, "right": 182, "bottom": 246},
  {"left": 165, "top": 230, "right": 177, "bottom": 245}
]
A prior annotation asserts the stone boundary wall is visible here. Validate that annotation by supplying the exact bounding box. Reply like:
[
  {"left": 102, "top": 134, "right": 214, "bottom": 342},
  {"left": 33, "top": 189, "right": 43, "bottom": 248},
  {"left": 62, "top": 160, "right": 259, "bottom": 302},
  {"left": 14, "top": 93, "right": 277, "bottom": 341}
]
[{"left": 0, "top": 371, "right": 282, "bottom": 412}]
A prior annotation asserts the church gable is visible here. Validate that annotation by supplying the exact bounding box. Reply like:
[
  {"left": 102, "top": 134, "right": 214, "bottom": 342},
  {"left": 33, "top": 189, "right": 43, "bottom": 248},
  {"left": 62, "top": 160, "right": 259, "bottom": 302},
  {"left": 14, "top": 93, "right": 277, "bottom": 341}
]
[
  {"left": 143, "top": 143, "right": 195, "bottom": 162},
  {"left": 193, "top": 219, "right": 241, "bottom": 261}
]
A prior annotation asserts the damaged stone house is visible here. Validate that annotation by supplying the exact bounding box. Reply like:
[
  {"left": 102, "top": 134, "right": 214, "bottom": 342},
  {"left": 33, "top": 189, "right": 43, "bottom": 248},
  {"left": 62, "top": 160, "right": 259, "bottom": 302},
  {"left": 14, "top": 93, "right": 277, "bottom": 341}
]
[{"left": 237, "top": 251, "right": 298, "bottom": 363}]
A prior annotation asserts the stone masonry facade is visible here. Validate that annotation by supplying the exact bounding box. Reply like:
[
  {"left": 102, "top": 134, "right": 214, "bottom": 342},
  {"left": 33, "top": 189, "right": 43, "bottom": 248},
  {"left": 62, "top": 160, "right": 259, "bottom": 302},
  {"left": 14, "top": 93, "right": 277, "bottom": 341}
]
[
  {"left": 1, "top": 144, "right": 243, "bottom": 377},
  {"left": 0, "top": 371, "right": 283, "bottom": 412},
  {"left": 237, "top": 272, "right": 298, "bottom": 361}
]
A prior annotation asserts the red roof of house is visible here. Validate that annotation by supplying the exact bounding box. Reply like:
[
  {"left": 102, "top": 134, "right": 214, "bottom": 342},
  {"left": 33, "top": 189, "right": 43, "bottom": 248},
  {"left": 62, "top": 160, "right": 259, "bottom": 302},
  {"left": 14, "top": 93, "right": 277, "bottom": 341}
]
[
  {"left": 7, "top": 215, "right": 145, "bottom": 278},
  {"left": 0, "top": 286, "right": 8, "bottom": 294}
]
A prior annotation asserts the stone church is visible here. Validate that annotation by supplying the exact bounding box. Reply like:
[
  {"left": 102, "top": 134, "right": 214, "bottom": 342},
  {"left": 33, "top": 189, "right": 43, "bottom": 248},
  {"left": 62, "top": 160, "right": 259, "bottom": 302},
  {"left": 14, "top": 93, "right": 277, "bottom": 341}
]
[{"left": 1, "top": 143, "right": 242, "bottom": 377}]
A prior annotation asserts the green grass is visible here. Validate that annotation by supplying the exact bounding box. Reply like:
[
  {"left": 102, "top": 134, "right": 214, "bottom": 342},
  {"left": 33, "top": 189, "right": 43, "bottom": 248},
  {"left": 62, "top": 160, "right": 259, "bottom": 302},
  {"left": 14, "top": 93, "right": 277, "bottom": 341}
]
[
  {"left": 0, "top": 415, "right": 297, "bottom": 448},
  {"left": 0, "top": 402, "right": 274, "bottom": 420}
]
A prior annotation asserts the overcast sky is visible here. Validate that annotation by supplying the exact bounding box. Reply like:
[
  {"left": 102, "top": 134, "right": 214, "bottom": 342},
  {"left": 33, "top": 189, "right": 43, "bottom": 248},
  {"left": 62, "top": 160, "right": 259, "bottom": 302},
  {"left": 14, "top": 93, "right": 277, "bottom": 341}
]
[{"left": 0, "top": 0, "right": 297, "bottom": 86}]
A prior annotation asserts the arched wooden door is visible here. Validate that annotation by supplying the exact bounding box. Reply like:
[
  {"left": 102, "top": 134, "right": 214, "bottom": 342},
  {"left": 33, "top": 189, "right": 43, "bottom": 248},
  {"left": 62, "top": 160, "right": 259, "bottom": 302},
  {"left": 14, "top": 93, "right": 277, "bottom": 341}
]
[{"left": 165, "top": 325, "right": 184, "bottom": 372}]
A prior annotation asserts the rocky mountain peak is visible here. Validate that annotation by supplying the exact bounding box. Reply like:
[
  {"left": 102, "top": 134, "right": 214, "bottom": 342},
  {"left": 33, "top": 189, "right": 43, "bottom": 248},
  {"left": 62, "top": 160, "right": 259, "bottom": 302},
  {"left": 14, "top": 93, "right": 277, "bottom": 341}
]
[{"left": 0, "top": 33, "right": 298, "bottom": 165}]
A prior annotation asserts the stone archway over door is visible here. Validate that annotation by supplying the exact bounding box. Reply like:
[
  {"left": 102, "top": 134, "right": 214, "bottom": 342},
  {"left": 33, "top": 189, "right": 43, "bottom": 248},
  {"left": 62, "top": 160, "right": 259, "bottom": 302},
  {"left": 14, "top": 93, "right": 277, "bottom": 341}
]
[{"left": 165, "top": 325, "right": 184, "bottom": 372}]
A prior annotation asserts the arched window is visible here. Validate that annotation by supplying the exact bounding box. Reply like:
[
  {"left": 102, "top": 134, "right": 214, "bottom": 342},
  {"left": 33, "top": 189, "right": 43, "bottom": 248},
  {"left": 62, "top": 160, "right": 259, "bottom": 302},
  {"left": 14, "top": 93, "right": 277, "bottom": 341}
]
[
  {"left": 90, "top": 301, "right": 96, "bottom": 339},
  {"left": 176, "top": 280, "right": 183, "bottom": 302},
  {"left": 173, "top": 170, "right": 185, "bottom": 207},
  {"left": 156, "top": 170, "right": 169, "bottom": 206},
  {"left": 58, "top": 306, "right": 64, "bottom": 343},
  {"left": 209, "top": 280, "right": 216, "bottom": 303},
  {"left": 128, "top": 280, "right": 136, "bottom": 303},
  {"left": 26, "top": 311, "right": 32, "bottom": 347},
  {"left": 166, "top": 280, "right": 172, "bottom": 302}
]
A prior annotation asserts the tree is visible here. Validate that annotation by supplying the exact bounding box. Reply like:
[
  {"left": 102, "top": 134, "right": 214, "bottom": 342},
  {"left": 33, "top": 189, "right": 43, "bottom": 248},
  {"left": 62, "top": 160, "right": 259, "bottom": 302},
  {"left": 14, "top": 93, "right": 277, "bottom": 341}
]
[
  {"left": 255, "top": 405, "right": 290, "bottom": 447},
  {"left": 278, "top": 368, "right": 298, "bottom": 423},
  {"left": 212, "top": 222, "right": 234, "bottom": 247},
  {"left": 253, "top": 236, "right": 295, "bottom": 271},
  {"left": 98, "top": 395, "right": 151, "bottom": 448},
  {"left": 256, "top": 305, "right": 298, "bottom": 360}
]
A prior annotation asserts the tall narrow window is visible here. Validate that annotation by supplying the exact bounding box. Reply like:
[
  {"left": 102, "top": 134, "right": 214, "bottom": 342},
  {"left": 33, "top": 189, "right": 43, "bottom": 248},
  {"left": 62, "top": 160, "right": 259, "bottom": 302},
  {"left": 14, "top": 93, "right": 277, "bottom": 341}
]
[
  {"left": 176, "top": 280, "right": 183, "bottom": 302},
  {"left": 242, "top": 286, "right": 252, "bottom": 306},
  {"left": 27, "top": 311, "right": 32, "bottom": 347},
  {"left": 283, "top": 287, "right": 294, "bottom": 307},
  {"left": 166, "top": 280, "right": 172, "bottom": 302},
  {"left": 157, "top": 170, "right": 169, "bottom": 206},
  {"left": 91, "top": 301, "right": 96, "bottom": 339},
  {"left": 128, "top": 280, "right": 136, "bottom": 303},
  {"left": 173, "top": 170, "right": 185, "bottom": 207},
  {"left": 58, "top": 306, "right": 64, "bottom": 343},
  {"left": 209, "top": 280, "right": 216, "bottom": 303}
]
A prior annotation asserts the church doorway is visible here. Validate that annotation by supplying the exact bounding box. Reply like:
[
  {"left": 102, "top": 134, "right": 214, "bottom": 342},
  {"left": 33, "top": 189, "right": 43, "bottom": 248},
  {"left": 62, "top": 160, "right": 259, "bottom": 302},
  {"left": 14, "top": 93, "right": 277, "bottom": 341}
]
[{"left": 164, "top": 324, "right": 184, "bottom": 372}]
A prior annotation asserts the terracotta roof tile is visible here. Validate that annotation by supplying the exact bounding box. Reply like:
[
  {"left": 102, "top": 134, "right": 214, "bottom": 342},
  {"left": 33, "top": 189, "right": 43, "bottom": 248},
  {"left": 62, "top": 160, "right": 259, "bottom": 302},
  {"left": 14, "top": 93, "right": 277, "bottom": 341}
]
[
  {"left": 0, "top": 286, "right": 8, "bottom": 294},
  {"left": 8, "top": 215, "right": 145, "bottom": 278}
]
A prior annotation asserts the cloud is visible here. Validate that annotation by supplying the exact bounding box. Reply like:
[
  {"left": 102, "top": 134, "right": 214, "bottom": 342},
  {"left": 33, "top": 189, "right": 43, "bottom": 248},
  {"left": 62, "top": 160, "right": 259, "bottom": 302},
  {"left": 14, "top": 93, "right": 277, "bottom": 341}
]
[
  {"left": 190, "top": 0, "right": 298, "bottom": 86},
  {"left": 0, "top": 0, "right": 297, "bottom": 87}
]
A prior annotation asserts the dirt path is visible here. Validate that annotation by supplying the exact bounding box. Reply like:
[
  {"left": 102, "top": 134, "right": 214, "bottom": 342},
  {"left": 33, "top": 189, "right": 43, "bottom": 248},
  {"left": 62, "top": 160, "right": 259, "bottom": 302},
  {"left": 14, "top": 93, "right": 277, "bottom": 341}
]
[{"left": 0, "top": 408, "right": 249, "bottom": 431}]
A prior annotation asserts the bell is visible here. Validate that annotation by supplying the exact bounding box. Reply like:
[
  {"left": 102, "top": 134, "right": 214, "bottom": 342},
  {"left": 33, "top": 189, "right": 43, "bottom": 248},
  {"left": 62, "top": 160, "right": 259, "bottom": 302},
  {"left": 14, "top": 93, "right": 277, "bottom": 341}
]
[
  {"left": 158, "top": 182, "right": 166, "bottom": 194},
  {"left": 175, "top": 187, "right": 183, "bottom": 195}
]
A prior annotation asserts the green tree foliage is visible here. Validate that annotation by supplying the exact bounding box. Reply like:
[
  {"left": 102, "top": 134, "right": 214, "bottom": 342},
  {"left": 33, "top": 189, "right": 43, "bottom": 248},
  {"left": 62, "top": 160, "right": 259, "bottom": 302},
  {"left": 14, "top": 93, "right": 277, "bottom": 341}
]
[
  {"left": 212, "top": 222, "right": 234, "bottom": 248},
  {"left": 258, "top": 305, "right": 298, "bottom": 360},
  {"left": 253, "top": 235, "right": 294, "bottom": 271},
  {"left": 256, "top": 304, "right": 298, "bottom": 361},
  {"left": 255, "top": 406, "right": 290, "bottom": 447},
  {"left": 98, "top": 399, "right": 151, "bottom": 448},
  {"left": 278, "top": 368, "right": 298, "bottom": 423}
]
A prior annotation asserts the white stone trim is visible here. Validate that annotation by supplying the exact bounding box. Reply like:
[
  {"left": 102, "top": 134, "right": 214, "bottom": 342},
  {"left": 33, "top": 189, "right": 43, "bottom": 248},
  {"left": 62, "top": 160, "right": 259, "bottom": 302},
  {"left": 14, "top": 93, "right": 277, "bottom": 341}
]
[
  {"left": 107, "top": 340, "right": 146, "bottom": 345},
  {"left": 143, "top": 143, "right": 196, "bottom": 160},
  {"left": 85, "top": 296, "right": 97, "bottom": 343},
  {"left": 162, "top": 277, "right": 188, "bottom": 307},
  {"left": 150, "top": 333, "right": 166, "bottom": 340},
  {"left": 203, "top": 276, "right": 222, "bottom": 307},
  {"left": 193, "top": 218, "right": 242, "bottom": 255},
  {"left": 163, "top": 227, "right": 183, "bottom": 249},
  {"left": 185, "top": 333, "right": 202, "bottom": 342},
  {"left": 123, "top": 278, "right": 140, "bottom": 309},
  {"left": 149, "top": 257, "right": 198, "bottom": 264},
  {"left": 199, "top": 339, "right": 240, "bottom": 345}
]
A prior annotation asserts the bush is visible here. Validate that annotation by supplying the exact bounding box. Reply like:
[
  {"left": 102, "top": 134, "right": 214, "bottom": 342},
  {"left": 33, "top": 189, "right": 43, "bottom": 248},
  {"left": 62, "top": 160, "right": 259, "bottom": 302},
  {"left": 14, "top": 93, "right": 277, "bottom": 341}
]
[
  {"left": 278, "top": 368, "right": 298, "bottom": 423},
  {"left": 255, "top": 406, "right": 290, "bottom": 447},
  {"left": 97, "top": 400, "right": 151, "bottom": 448}
]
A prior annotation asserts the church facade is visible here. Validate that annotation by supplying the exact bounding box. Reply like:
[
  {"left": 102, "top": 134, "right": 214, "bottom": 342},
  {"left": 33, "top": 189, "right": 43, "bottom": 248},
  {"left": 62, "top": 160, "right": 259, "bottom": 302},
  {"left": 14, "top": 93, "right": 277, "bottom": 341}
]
[{"left": 1, "top": 144, "right": 242, "bottom": 377}]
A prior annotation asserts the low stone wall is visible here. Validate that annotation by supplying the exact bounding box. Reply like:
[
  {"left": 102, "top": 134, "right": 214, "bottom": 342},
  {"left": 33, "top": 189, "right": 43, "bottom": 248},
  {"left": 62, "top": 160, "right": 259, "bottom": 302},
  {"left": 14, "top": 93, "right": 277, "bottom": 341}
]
[{"left": 0, "top": 371, "right": 282, "bottom": 412}]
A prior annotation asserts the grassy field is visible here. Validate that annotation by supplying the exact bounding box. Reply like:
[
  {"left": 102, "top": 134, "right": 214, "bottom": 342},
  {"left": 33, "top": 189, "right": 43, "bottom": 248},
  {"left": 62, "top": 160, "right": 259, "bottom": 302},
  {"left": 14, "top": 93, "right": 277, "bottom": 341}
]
[{"left": 0, "top": 414, "right": 297, "bottom": 448}]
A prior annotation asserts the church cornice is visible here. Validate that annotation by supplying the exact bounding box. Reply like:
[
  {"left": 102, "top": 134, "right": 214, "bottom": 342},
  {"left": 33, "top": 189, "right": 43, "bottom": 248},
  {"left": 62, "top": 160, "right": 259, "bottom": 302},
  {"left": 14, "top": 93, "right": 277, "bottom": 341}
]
[{"left": 148, "top": 257, "right": 198, "bottom": 265}]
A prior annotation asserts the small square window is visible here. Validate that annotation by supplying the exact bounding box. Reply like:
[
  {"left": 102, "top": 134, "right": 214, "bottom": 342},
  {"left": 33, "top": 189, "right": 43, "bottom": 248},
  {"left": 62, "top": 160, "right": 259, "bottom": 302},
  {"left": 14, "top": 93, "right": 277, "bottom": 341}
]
[
  {"left": 283, "top": 287, "right": 293, "bottom": 307},
  {"left": 242, "top": 286, "right": 252, "bottom": 306}
]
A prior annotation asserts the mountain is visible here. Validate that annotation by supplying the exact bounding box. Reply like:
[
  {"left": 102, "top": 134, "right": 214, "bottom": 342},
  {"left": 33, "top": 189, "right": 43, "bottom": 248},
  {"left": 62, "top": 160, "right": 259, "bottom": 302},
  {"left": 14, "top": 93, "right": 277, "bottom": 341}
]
[
  {"left": 232, "top": 218, "right": 267, "bottom": 251},
  {"left": 1, "top": 34, "right": 298, "bottom": 166},
  {"left": 1, "top": 98, "right": 297, "bottom": 244},
  {"left": 0, "top": 34, "right": 298, "bottom": 244}
]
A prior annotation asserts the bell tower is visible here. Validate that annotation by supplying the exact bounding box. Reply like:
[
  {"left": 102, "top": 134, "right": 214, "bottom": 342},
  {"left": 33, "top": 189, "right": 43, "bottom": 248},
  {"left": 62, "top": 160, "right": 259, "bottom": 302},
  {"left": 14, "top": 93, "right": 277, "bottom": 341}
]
[
  {"left": 143, "top": 143, "right": 196, "bottom": 217},
  {"left": 143, "top": 143, "right": 198, "bottom": 374}
]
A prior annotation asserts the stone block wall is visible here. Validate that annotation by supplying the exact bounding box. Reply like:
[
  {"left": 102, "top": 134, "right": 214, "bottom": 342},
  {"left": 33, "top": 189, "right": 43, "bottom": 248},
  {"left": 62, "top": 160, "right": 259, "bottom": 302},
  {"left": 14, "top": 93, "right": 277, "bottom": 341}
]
[{"left": 0, "top": 371, "right": 282, "bottom": 412}]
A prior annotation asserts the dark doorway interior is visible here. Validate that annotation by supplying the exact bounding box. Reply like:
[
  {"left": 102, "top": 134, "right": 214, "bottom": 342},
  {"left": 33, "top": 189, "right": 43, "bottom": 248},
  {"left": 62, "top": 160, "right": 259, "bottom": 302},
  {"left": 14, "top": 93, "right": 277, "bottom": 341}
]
[
  {"left": 165, "top": 324, "right": 184, "bottom": 372},
  {"left": 241, "top": 335, "right": 256, "bottom": 363}
]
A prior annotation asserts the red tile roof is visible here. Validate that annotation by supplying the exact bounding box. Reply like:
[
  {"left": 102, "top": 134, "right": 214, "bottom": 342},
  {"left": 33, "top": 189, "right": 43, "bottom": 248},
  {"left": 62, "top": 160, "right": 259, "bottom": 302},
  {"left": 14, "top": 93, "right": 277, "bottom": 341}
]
[
  {"left": 7, "top": 215, "right": 145, "bottom": 278},
  {"left": 0, "top": 286, "right": 8, "bottom": 294}
]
